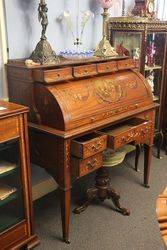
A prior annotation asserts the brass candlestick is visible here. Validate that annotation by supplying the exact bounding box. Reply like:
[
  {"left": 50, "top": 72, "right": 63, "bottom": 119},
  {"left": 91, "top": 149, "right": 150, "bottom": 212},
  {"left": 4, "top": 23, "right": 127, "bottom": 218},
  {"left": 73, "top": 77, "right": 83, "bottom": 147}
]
[
  {"left": 30, "top": 0, "right": 59, "bottom": 65},
  {"left": 94, "top": 8, "right": 118, "bottom": 58}
]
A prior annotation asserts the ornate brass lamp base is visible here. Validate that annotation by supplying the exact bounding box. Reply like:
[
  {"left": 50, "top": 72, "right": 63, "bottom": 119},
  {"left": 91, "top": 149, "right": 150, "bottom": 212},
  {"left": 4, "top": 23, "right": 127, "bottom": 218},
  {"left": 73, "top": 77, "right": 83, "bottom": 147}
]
[
  {"left": 94, "top": 36, "right": 118, "bottom": 58},
  {"left": 30, "top": 38, "right": 59, "bottom": 65}
]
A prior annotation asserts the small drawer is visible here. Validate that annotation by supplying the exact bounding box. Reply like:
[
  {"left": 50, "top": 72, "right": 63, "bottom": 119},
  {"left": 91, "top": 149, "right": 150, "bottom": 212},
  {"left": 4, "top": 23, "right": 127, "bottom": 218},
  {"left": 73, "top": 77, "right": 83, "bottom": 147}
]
[
  {"left": 0, "top": 116, "right": 19, "bottom": 143},
  {"left": 117, "top": 59, "right": 136, "bottom": 70},
  {"left": 71, "top": 153, "right": 103, "bottom": 178},
  {"left": 33, "top": 67, "right": 73, "bottom": 83},
  {"left": 73, "top": 64, "right": 97, "bottom": 78},
  {"left": 97, "top": 61, "right": 118, "bottom": 74},
  {"left": 71, "top": 132, "right": 107, "bottom": 159},
  {"left": 97, "top": 118, "right": 152, "bottom": 150}
]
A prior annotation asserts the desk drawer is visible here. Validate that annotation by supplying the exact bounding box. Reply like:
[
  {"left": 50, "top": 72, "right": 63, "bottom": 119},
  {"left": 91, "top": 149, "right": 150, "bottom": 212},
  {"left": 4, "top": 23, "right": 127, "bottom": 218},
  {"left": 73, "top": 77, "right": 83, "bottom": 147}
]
[
  {"left": 73, "top": 64, "right": 97, "bottom": 78},
  {"left": 33, "top": 67, "right": 73, "bottom": 83},
  {"left": 98, "top": 118, "right": 152, "bottom": 150},
  {"left": 117, "top": 59, "right": 136, "bottom": 70},
  {"left": 72, "top": 153, "right": 103, "bottom": 178},
  {"left": 97, "top": 61, "right": 118, "bottom": 74},
  {"left": 71, "top": 132, "right": 107, "bottom": 159},
  {"left": 0, "top": 116, "right": 19, "bottom": 143}
]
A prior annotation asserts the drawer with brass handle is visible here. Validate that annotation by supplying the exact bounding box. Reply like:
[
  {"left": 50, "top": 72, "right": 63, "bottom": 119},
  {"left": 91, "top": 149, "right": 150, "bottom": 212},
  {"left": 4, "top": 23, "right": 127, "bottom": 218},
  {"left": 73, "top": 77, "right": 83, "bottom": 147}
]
[
  {"left": 71, "top": 153, "right": 103, "bottom": 178},
  {"left": 33, "top": 67, "right": 73, "bottom": 83},
  {"left": 71, "top": 132, "right": 107, "bottom": 159},
  {"left": 97, "top": 61, "right": 118, "bottom": 74},
  {"left": 117, "top": 59, "right": 136, "bottom": 70},
  {"left": 97, "top": 117, "right": 153, "bottom": 150},
  {"left": 73, "top": 64, "right": 97, "bottom": 78}
]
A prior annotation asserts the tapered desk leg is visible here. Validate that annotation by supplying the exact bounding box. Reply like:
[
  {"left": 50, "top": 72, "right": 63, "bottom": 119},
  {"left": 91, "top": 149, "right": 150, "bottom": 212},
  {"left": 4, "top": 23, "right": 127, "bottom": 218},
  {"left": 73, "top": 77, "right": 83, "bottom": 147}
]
[
  {"left": 58, "top": 138, "right": 71, "bottom": 244},
  {"left": 60, "top": 189, "right": 71, "bottom": 244},
  {"left": 135, "top": 144, "right": 141, "bottom": 172},
  {"left": 144, "top": 144, "right": 152, "bottom": 188}
]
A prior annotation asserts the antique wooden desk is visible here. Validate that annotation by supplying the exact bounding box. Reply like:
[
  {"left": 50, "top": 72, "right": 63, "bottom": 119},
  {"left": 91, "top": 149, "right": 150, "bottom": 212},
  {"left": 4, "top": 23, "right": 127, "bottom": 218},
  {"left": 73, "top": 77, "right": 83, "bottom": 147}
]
[{"left": 7, "top": 57, "right": 156, "bottom": 243}]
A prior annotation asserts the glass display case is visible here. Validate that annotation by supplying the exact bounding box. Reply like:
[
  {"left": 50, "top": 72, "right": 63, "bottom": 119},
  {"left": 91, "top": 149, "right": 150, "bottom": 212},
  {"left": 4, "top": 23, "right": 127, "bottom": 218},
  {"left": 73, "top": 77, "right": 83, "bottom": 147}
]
[
  {"left": 0, "top": 140, "right": 24, "bottom": 233},
  {"left": 0, "top": 101, "right": 39, "bottom": 249},
  {"left": 109, "top": 17, "right": 167, "bottom": 158}
]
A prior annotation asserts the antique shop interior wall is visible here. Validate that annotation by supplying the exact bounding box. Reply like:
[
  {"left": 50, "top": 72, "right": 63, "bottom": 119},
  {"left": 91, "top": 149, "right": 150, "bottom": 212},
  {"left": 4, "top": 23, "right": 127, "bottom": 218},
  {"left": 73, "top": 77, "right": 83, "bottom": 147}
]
[
  {"left": 4, "top": 0, "right": 134, "bottom": 59},
  {"left": 0, "top": 32, "right": 3, "bottom": 98}
]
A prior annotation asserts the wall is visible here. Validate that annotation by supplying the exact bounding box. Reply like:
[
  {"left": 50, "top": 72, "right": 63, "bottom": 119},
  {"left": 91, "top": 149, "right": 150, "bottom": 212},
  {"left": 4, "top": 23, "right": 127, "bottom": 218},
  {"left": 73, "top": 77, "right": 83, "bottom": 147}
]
[
  {"left": 0, "top": 32, "right": 3, "bottom": 98},
  {"left": 0, "top": 0, "right": 134, "bottom": 98},
  {"left": 4, "top": 0, "right": 134, "bottom": 59}
]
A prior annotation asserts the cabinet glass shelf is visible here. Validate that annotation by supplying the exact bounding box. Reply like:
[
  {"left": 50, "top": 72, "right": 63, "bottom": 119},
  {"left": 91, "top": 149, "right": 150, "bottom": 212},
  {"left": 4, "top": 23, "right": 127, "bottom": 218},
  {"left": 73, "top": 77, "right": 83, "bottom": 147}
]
[
  {"left": 0, "top": 191, "right": 18, "bottom": 207},
  {"left": 0, "top": 165, "right": 18, "bottom": 179},
  {"left": 0, "top": 139, "right": 25, "bottom": 234},
  {"left": 145, "top": 65, "right": 162, "bottom": 71},
  {"left": 0, "top": 215, "right": 23, "bottom": 233}
]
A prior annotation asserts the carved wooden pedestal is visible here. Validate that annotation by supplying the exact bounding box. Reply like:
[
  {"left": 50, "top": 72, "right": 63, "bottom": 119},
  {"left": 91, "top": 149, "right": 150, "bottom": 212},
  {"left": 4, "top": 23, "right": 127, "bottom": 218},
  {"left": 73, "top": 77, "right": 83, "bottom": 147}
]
[{"left": 73, "top": 167, "right": 130, "bottom": 216}]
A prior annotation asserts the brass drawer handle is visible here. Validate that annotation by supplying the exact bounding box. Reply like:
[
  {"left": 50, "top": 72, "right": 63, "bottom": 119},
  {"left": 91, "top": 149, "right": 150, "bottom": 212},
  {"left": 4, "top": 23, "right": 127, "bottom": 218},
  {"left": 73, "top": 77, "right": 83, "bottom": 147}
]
[
  {"left": 86, "top": 159, "right": 98, "bottom": 170},
  {"left": 84, "top": 70, "right": 88, "bottom": 74},
  {"left": 91, "top": 142, "right": 102, "bottom": 152},
  {"left": 91, "top": 117, "right": 95, "bottom": 122}
]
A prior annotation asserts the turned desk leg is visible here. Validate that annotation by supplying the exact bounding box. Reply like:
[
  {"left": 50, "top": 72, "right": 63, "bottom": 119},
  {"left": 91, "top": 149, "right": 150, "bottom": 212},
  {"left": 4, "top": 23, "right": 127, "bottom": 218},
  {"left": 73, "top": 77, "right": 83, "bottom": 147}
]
[
  {"left": 60, "top": 189, "right": 71, "bottom": 244},
  {"left": 144, "top": 144, "right": 152, "bottom": 188}
]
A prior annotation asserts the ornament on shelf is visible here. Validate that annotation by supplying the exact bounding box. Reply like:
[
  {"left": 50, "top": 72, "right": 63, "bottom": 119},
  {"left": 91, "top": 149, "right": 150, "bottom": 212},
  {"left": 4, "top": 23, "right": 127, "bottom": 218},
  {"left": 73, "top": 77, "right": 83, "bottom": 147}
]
[
  {"left": 116, "top": 41, "right": 130, "bottom": 56},
  {"left": 132, "top": 0, "right": 156, "bottom": 19},
  {"left": 30, "top": 0, "right": 59, "bottom": 65},
  {"left": 133, "top": 47, "right": 140, "bottom": 60},
  {"left": 57, "top": 2, "right": 94, "bottom": 57},
  {"left": 146, "top": 70, "right": 155, "bottom": 93},
  {"left": 94, "top": 0, "right": 118, "bottom": 58},
  {"left": 145, "top": 41, "right": 156, "bottom": 66}
]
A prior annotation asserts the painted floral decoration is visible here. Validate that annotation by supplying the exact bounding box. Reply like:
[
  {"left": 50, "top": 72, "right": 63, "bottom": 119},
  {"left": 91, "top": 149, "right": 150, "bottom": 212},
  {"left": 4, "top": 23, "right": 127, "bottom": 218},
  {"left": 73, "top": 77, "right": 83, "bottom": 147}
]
[{"left": 99, "top": 0, "right": 113, "bottom": 9}]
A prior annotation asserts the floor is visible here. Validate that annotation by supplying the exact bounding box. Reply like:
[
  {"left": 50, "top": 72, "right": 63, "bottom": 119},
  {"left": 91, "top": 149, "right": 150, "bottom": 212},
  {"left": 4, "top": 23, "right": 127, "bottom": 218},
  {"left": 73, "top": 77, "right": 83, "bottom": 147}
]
[{"left": 34, "top": 149, "right": 167, "bottom": 250}]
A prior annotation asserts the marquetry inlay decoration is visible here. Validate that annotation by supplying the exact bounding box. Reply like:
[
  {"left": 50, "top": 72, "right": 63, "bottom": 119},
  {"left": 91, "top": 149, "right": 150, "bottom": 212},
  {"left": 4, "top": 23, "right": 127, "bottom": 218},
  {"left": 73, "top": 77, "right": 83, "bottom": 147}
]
[{"left": 95, "top": 80, "right": 124, "bottom": 103}]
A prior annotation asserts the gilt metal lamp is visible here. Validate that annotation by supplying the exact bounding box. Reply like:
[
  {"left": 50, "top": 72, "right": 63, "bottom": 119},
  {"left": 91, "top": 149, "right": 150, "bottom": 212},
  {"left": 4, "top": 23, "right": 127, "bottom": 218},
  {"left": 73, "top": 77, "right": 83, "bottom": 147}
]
[
  {"left": 94, "top": 0, "right": 118, "bottom": 58},
  {"left": 30, "top": 0, "right": 59, "bottom": 65}
]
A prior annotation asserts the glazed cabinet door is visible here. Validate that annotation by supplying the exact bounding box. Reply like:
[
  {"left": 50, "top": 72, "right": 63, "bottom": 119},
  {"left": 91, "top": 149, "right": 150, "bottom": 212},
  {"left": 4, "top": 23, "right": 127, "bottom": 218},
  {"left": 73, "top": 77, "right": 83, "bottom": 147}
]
[
  {"left": 110, "top": 31, "right": 143, "bottom": 71},
  {"left": 144, "top": 32, "right": 167, "bottom": 132},
  {"left": 0, "top": 138, "right": 25, "bottom": 233}
]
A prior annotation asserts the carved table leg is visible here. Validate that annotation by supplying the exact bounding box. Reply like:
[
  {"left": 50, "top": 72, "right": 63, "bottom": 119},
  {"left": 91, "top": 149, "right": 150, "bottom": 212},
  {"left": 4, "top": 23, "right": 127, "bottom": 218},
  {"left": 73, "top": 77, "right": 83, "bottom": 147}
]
[
  {"left": 60, "top": 189, "right": 71, "bottom": 244},
  {"left": 107, "top": 187, "right": 130, "bottom": 215},
  {"left": 74, "top": 167, "right": 130, "bottom": 216},
  {"left": 144, "top": 144, "right": 152, "bottom": 188},
  {"left": 73, "top": 187, "right": 98, "bottom": 214},
  {"left": 135, "top": 144, "right": 141, "bottom": 172}
]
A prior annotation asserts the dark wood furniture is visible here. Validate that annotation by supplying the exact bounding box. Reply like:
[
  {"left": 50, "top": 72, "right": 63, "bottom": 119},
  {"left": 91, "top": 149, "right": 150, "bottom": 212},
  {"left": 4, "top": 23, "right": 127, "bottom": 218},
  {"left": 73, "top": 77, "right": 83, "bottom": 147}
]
[
  {"left": 7, "top": 57, "right": 156, "bottom": 243},
  {"left": 0, "top": 101, "right": 39, "bottom": 249},
  {"left": 109, "top": 17, "right": 167, "bottom": 158}
]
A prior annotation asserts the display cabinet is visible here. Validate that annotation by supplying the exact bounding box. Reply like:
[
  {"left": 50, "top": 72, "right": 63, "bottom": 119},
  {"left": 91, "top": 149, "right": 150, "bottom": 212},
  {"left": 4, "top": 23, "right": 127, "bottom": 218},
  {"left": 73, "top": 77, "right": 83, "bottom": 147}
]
[
  {"left": 109, "top": 17, "right": 167, "bottom": 158},
  {"left": 0, "top": 101, "right": 39, "bottom": 249}
]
